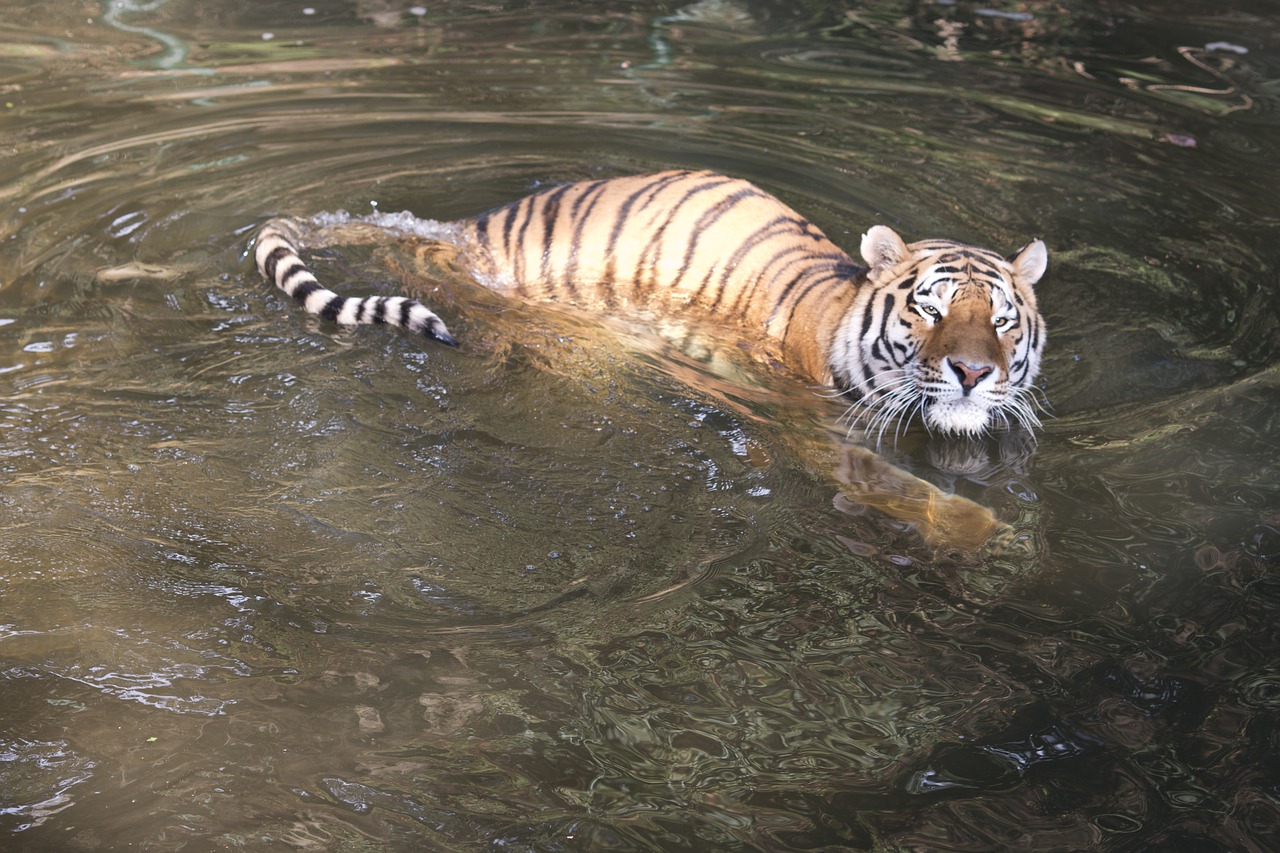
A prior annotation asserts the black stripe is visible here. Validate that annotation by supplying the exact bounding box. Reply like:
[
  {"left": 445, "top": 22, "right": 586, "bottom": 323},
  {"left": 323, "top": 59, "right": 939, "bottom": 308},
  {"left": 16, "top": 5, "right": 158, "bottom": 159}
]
[
  {"left": 570, "top": 179, "right": 607, "bottom": 219},
  {"left": 1010, "top": 348, "right": 1030, "bottom": 383},
  {"left": 472, "top": 212, "right": 492, "bottom": 253},
  {"left": 538, "top": 184, "right": 574, "bottom": 285},
  {"left": 779, "top": 267, "right": 846, "bottom": 337},
  {"left": 858, "top": 295, "right": 876, "bottom": 345},
  {"left": 603, "top": 172, "right": 690, "bottom": 286},
  {"left": 291, "top": 280, "right": 323, "bottom": 305},
  {"left": 564, "top": 181, "right": 609, "bottom": 288},
  {"left": 320, "top": 295, "right": 345, "bottom": 322},
  {"left": 512, "top": 194, "right": 539, "bottom": 286},
  {"left": 633, "top": 170, "right": 693, "bottom": 216},
  {"left": 279, "top": 262, "right": 311, "bottom": 293},
  {"left": 372, "top": 297, "right": 387, "bottom": 325},
  {"left": 705, "top": 215, "right": 792, "bottom": 309},
  {"left": 399, "top": 299, "right": 412, "bottom": 329},
  {"left": 722, "top": 237, "right": 811, "bottom": 314},
  {"left": 679, "top": 186, "right": 766, "bottom": 294},
  {"left": 264, "top": 245, "right": 292, "bottom": 282},
  {"left": 499, "top": 198, "right": 523, "bottom": 266},
  {"left": 876, "top": 294, "right": 896, "bottom": 348},
  {"left": 860, "top": 352, "right": 880, "bottom": 390},
  {"left": 638, "top": 177, "right": 736, "bottom": 298}
]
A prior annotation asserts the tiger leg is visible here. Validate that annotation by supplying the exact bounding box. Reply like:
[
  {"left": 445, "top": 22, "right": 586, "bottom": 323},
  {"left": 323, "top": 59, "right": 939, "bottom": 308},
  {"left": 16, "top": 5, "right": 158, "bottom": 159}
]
[
  {"left": 787, "top": 428, "right": 1014, "bottom": 553},
  {"left": 831, "top": 442, "right": 1013, "bottom": 553},
  {"left": 254, "top": 218, "right": 457, "bottom": 346}
]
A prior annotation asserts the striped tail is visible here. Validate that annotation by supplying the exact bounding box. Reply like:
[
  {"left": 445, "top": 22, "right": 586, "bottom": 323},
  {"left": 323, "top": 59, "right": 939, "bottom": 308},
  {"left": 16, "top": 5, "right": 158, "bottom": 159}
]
[{"left": 253, "top": 219, "right": 456, "bottom": 347}]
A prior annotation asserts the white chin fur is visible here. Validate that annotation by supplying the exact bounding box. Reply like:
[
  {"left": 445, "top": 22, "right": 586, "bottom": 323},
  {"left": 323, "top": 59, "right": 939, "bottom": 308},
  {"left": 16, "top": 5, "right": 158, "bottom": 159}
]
[{"left": 924, "top": 399, "right": 992, "bottom": 436}]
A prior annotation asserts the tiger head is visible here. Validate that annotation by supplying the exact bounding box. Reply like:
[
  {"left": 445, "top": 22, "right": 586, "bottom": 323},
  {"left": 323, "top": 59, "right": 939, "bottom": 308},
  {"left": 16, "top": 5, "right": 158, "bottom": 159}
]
[{"left": 833, "top": 225, "right": 1048, "bottom": 439}]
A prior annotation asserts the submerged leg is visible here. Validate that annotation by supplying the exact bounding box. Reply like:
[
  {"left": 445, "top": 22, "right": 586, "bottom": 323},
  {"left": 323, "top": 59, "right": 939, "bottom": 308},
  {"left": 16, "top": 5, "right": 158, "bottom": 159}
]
[{"left": 785, "top": 424, "right": 1014, "bottom": 553}]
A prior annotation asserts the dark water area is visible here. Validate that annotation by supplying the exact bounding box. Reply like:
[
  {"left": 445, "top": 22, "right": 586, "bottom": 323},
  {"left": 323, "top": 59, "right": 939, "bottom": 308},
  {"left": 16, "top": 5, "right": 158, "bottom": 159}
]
[{"left": 1, "top": 1, "right": 1278, "bottom": 850}]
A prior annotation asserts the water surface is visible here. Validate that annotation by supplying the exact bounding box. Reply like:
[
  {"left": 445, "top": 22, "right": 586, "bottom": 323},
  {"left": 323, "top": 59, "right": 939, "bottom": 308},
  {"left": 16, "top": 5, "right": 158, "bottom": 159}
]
[{"left": 2, "top": 1, "right": 1278, "bottom": 850}]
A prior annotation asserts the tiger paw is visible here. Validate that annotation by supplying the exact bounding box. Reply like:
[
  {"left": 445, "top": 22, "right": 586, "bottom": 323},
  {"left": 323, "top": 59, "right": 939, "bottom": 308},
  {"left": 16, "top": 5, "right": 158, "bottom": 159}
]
[{"left": 915, "top": 492, "right": 1010, "bottom": 554}]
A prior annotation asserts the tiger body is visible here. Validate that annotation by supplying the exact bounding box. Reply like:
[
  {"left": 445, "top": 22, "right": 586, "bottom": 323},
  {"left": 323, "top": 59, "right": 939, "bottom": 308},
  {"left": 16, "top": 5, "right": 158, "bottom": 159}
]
[
  {"left": 455, "top": 171, "right": 857, "bottom": 385},
  {"left": 255, "top": 169, "right": 1047, "bottom": 440}
]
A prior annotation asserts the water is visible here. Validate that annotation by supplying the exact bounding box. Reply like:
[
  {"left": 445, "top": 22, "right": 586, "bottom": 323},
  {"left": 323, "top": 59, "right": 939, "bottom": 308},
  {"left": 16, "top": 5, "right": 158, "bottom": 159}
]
[{"left": 2, "top": 1, "right": 1278, "bottom": 850}]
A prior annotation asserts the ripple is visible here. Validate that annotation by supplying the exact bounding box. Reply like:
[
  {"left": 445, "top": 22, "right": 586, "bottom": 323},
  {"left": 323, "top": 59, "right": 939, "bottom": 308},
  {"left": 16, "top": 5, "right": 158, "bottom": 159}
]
[
  {"left": 0, "top": 738, "right": 95, "bottom": 833},
  {"left": 0, "top": 1, "right": 1278, "bottom": 850}
]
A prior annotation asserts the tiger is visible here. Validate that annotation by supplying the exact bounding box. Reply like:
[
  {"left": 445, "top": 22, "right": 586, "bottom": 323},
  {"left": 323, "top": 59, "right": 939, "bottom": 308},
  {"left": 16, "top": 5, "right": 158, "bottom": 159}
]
[{"left": 253, "top": 170, "right": 1048, "bottom": 549}]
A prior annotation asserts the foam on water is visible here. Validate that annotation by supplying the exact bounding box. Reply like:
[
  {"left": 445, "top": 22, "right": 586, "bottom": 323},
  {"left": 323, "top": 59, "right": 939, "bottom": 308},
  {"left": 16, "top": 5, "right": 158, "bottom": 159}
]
[{"left": 308, "top": 209, "right": 466, "bottom": 244}]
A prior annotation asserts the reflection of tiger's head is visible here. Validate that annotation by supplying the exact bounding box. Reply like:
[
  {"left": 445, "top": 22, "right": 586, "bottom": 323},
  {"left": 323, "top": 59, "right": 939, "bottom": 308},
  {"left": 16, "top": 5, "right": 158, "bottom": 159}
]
[{"left": 832, "top": 226, "right": 1048, "bottom": 439}]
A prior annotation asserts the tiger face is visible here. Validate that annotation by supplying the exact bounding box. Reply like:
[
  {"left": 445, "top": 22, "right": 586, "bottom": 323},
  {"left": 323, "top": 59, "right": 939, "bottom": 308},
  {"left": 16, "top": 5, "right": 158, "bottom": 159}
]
[{"left": 833, "top": 225, "right": 1048, "bottom": 439}]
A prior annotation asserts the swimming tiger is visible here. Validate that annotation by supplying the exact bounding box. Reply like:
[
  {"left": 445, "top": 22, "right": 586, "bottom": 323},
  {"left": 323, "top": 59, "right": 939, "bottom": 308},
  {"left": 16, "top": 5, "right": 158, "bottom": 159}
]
[{"left": 253, "top": 170, "right": 1048, "bottom": 548}]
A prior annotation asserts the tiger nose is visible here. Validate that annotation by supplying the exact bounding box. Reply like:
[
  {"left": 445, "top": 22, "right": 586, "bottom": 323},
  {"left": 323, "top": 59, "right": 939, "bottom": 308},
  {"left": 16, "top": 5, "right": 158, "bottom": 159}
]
[{"left": 949, "top": 359, "right": 993, "bottom": 393}]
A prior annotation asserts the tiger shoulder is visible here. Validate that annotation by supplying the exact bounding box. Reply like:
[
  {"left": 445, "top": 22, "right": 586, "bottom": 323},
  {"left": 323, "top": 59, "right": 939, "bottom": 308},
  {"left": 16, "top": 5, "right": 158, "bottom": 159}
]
[{"left": 256, "top": 169, "right": 1047, "bottom": 439}]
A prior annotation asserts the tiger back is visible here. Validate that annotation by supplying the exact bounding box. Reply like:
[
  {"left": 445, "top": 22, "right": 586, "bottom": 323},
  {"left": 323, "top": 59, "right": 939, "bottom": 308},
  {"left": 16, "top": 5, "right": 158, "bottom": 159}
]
[{"left": 454, "top": 171, "right": 858, "bottom": 384}]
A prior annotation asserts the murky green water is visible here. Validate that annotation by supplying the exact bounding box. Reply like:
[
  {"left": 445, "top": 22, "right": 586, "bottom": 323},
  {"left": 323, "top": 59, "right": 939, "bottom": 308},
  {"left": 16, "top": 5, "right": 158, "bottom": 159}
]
[{"left": 2, "top": 1, "right": 1278, "bottom": 850}]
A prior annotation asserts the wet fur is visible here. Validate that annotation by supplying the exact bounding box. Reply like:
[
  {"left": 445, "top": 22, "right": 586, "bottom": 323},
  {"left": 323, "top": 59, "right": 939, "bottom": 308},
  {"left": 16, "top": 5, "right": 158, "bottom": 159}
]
[{"left": 256, "top": 170, "right": 1046, "bottom": 439}]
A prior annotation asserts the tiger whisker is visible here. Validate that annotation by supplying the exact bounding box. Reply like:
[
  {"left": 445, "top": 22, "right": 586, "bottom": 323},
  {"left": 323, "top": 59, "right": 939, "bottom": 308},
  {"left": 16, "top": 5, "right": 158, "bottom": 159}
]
[
  {"left": 880, "top": 395, "right": 928, "bottom": 444},
  {"left": 842, "top": 378, "right": 912, "bottom": 425},
  {"left": 1003, "top": 388, "right": 1044, "bottom": 435},
  {"left": 1027, "top": 384, "right": 1054, "bottom": 416},
  {"left": 839, "top": 389, "right": 911, "bottom": 432},
  {"left": 835, "top": 368, "right": 914, "bottom": 420},
  {"left": 834, "top": 372, "right": 911, "bottom": 403},
  {"left": 854, "top": 380, "right": 924, "bottom": 445}
]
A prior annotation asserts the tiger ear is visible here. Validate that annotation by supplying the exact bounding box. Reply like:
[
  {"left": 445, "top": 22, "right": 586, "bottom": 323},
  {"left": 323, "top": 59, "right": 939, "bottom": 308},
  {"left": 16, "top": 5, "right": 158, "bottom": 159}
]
[
  {"left": 1010, "top": 239, "right": 1048, "bottom": 286},
  {"left": 861, "top": 225, "right": 909, "bottom": 272}
]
